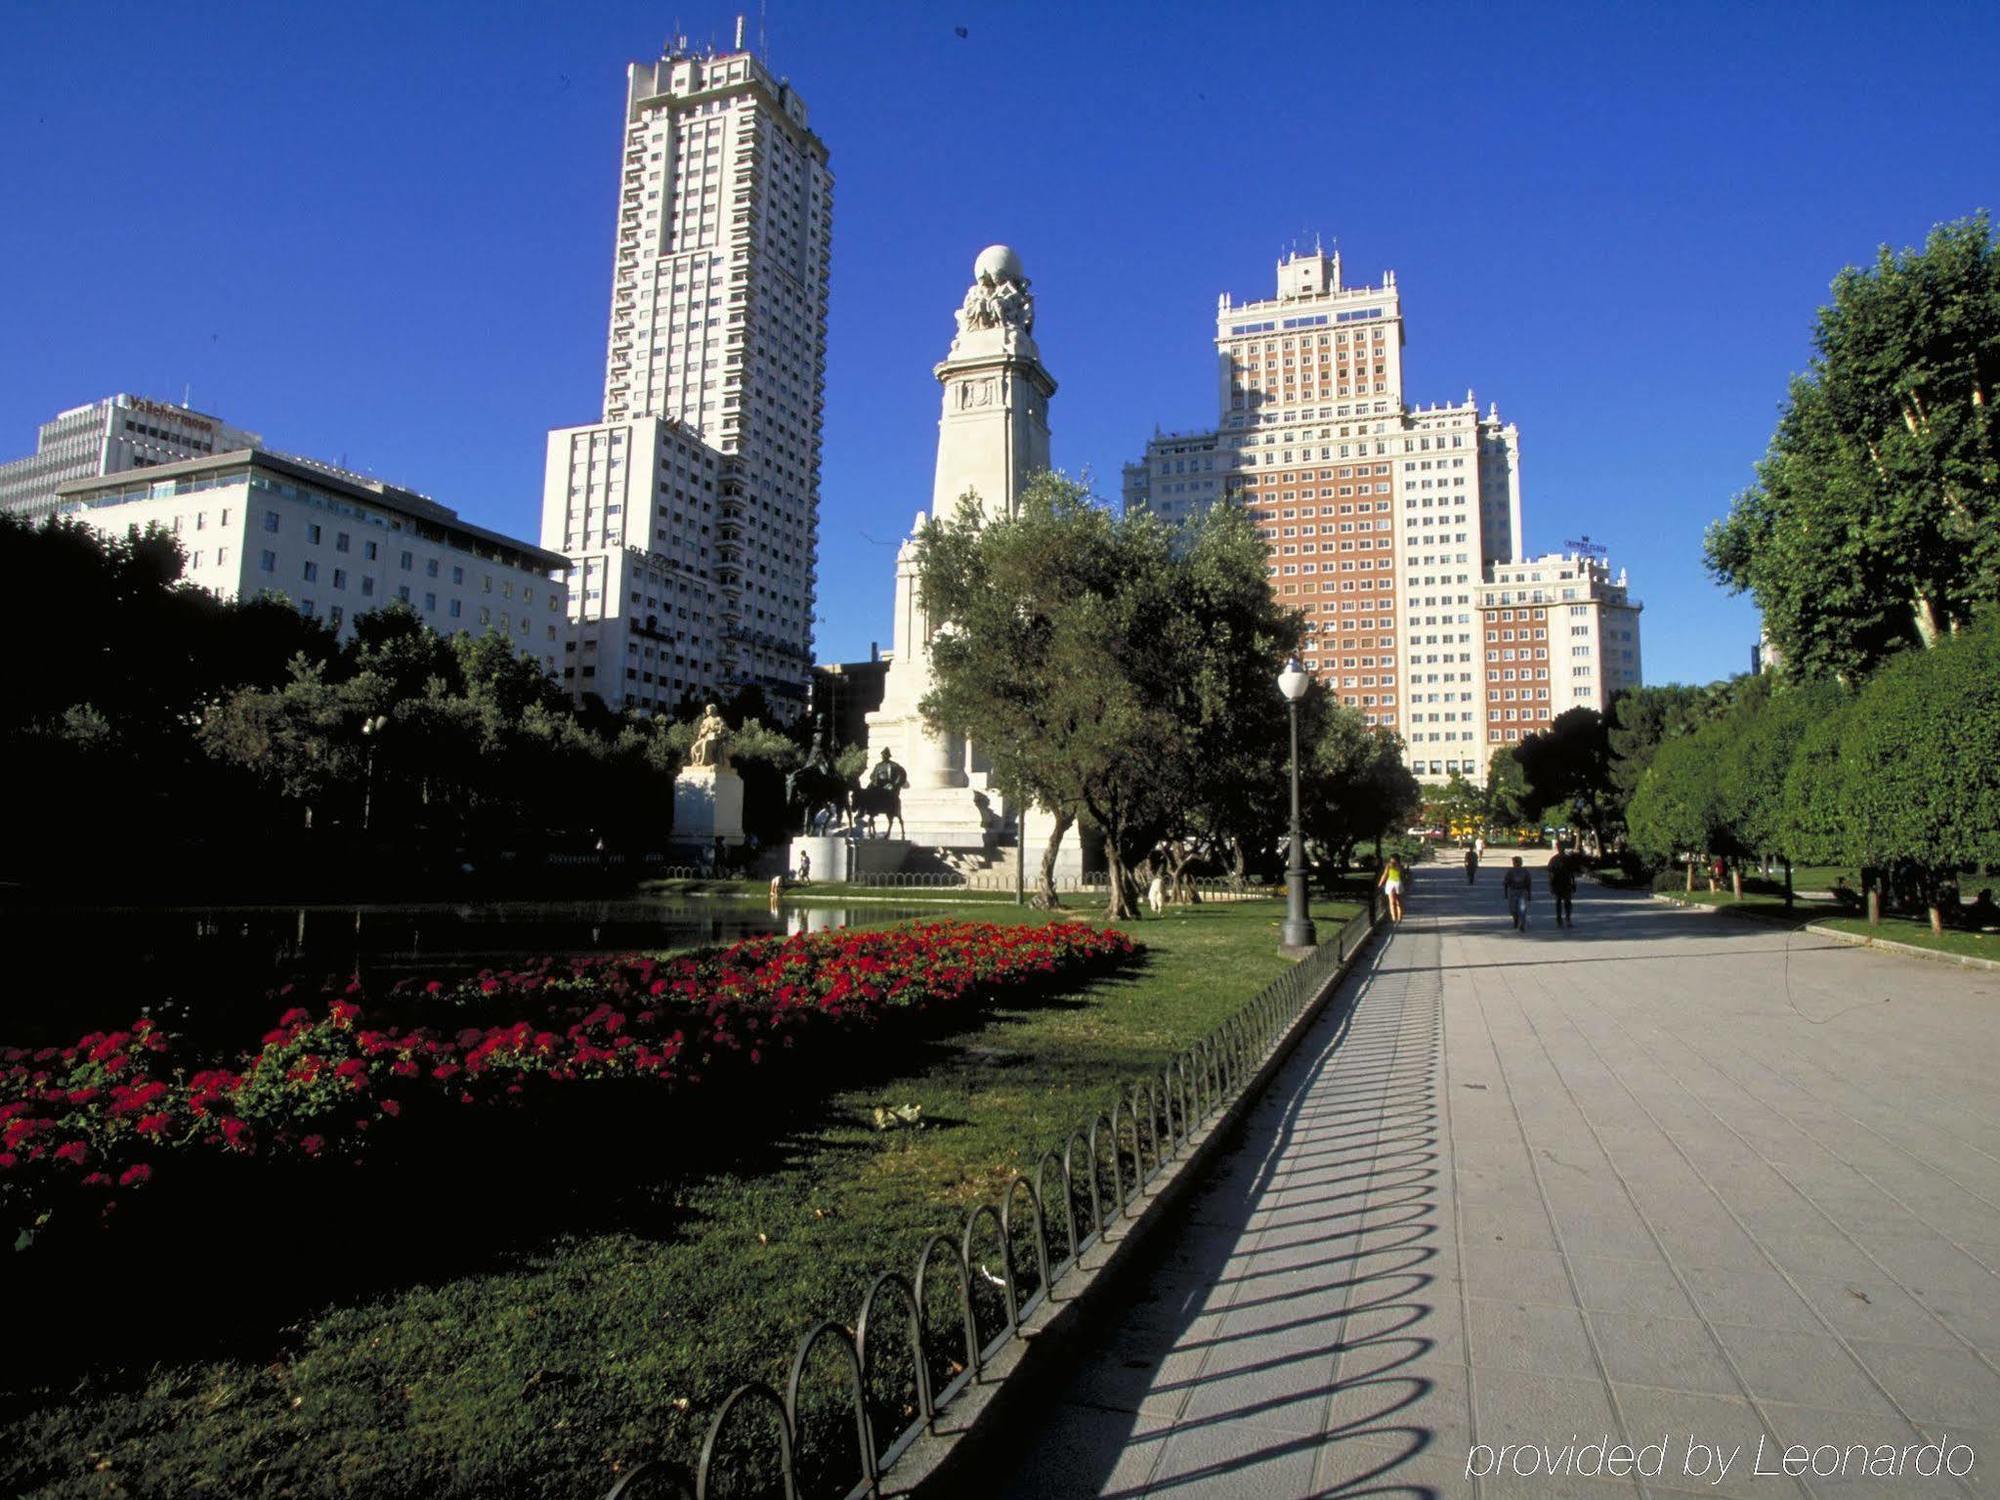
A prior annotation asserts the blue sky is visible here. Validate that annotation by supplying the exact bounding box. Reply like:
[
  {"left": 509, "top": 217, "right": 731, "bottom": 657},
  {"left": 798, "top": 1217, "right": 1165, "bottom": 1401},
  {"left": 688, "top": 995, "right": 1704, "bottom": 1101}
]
[{"left": 4, "top": 1, "right": 1996, "bottom": 687}]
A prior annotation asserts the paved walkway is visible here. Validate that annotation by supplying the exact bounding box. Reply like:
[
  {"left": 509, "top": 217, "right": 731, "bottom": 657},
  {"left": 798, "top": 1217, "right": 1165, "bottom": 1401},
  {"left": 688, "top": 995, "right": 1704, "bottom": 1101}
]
[{"left": 981, "top": 855, "right": 2000, "bottom": 1498}]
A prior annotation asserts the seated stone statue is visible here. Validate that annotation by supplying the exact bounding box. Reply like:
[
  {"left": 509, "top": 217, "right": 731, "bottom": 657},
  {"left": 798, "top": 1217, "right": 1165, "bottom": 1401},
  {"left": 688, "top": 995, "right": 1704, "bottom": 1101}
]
[{"left": 686, "top": 703, "right": 731, "bottom": 772}]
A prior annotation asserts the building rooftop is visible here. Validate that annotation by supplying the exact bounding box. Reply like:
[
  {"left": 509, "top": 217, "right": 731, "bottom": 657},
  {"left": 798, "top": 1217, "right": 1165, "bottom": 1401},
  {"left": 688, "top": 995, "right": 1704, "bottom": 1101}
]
[{"left": 57, "top": 447, "right": 569, "bottom": 573}]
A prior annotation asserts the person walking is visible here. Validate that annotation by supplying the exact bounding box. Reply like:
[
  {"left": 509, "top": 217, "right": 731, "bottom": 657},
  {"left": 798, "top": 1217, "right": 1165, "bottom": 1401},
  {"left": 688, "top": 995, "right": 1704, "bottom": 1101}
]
[
  {"left": 1549, "top": 848, "right": 1577, "bottom": 927},
  {"left": 1464, "top": 844, "right": 1479, "bottom": 885},
  {"left": 1502, "top": 856, "right": 1532, "bottom": 932},
  {"left": 1377, "top": 853, "right": 1406, "bottom": 924}
]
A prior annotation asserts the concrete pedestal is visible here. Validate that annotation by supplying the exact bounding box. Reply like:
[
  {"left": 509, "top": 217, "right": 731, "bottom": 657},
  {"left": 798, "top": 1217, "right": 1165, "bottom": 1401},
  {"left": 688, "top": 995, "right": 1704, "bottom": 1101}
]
[
  {"left": 674, "top": 765, "right": 744, "bottom": 845},
  {"left": 783, "top": 835, "right": 912, "bottom": 883}
]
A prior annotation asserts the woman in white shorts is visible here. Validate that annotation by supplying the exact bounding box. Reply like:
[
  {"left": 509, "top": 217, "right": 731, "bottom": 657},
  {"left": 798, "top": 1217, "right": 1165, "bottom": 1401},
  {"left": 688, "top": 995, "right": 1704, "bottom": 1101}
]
[{"left": 1376, "top": 855, "right": 1405, "bottom": 923}]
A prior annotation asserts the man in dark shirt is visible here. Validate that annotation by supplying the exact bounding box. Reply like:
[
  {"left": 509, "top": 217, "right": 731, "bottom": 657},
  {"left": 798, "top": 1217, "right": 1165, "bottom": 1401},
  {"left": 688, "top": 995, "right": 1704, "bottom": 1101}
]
[
  {"left": 1502, "top": 857, "right": 1533, "bottom": 931},
  {"left": 1548, "top": 849, "right": 1578, "bottom": 927}
]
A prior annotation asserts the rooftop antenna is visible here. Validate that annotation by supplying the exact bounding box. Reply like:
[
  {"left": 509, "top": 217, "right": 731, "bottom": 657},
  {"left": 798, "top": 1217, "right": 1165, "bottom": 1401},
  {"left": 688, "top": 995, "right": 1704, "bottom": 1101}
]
[
  {"left": 759, "top": 0, "right": 768, "bottom": 62},
  {"left": 734, "top": 13, "right": 744, "bottom": 50}
]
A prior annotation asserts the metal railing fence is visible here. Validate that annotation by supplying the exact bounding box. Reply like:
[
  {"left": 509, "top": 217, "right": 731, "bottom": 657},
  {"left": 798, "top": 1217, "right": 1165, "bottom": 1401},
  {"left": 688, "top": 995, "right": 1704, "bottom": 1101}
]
[{"left": 602, "top": 899, "right": 1377, "bottom": 1499}]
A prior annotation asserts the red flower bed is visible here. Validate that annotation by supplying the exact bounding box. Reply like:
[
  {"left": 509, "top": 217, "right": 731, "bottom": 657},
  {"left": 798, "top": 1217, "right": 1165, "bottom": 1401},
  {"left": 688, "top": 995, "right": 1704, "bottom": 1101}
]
[{"left": 1, "top": 921, "right": 1135, "bottom": 1247}]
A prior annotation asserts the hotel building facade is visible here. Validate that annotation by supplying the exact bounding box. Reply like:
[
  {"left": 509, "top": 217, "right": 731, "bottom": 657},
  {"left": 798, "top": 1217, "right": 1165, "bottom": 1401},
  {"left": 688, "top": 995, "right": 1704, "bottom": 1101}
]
[
  {"left": 58, "top": 449, "right": 569, "bottom": 667},
  {"left": 542, "top": 34, "right": 829, "bottom": 718},
  {"left": 1127, "top": 247, "right": 1639, "bottom": 781},
  {"left": 0, "top": 394, "right": 260, "bottom": 526}
]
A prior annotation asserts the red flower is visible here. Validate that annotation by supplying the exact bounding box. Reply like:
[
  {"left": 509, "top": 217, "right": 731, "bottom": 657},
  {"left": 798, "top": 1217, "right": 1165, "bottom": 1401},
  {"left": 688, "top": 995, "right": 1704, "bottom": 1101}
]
[
  {"left": 300, "top": 1134, "right": 325, "bottom": 1156},
  {"left": 379, "top": 1098, "right": 401, "bottom": 1117},
  {"left": 119, "top": 1163, "right": 153, "bottom": 1187},
  {"left": 54, "top": 1141, "right": 88, "bottom": 1167}
]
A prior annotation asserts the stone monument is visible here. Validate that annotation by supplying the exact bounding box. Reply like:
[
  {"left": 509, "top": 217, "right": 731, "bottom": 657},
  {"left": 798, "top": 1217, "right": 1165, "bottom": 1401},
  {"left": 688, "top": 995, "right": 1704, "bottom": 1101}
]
[
  {"left": 865, "top": 245, "right": 1071, "bottom": 866},
  {"left": 674, "top": 702, "right": 744, "bottom": 849}
]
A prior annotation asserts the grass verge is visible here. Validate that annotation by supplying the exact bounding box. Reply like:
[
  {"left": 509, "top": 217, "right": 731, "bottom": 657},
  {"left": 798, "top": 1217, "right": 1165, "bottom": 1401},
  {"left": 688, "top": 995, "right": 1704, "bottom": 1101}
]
[
  {"left": 1655, "top": 889, "right": 1999, "bottom": 963},
  {"left": 3, "top": 896, "right": 1354, "bottom": 1500}
]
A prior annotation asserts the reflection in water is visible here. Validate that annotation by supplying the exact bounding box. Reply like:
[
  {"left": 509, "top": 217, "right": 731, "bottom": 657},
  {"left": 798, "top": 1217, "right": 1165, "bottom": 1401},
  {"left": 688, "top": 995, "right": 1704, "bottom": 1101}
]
[{"left": 2, "top": 899, "right": 932, "bottom": 1045}]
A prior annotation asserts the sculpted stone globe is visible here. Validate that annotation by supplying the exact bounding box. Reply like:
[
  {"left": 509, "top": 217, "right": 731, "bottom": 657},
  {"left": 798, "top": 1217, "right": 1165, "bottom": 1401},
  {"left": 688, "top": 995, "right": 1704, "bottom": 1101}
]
[{"left": 974, "top": 243, "right": 1024, "bottom": 286}]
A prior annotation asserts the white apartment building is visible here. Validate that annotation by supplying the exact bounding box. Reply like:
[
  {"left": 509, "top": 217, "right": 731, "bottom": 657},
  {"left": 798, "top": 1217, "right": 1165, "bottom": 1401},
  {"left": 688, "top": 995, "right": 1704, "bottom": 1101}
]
[
  {"left": 546, "top": 31, "right": 829, "bottom": 717},
  {"left": 1122, "top": 430, "right": 1224, "bottom": 524},
  {"left": 0, "top": 394, "right": 260, "bottom": 525},
  {"left": 57, "top": 450, "right": 568, "bottom": 667},
  {"left": 1476, "top": 552, "right": 1643, "bottom": 751}
]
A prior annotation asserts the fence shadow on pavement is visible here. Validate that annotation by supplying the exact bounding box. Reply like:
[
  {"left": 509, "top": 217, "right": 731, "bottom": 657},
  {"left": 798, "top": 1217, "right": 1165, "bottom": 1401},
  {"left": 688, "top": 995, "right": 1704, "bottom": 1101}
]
[{"left": 967, "top": 923, "right": 1457, "bottom": 1498}]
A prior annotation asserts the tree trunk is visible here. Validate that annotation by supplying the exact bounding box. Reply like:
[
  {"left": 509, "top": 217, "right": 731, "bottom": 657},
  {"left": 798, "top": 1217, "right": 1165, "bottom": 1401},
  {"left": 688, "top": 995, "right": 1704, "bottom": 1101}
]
[
  {"left": 1866, "top": 886, "right": 1881, "bottom": 925},
  {"left": 1914, "top": 595, "right": 1943, "bottom": 648},
  {"left": 1929, "top": 904, "right": 1944, "bottom": 936},
  {"left": 1685, "top": 859, "right": 1695, "bottom": 894},
  {"left": 1031, "top": 807, "right": 1073, "bottom": 911},
  {"left": 1166, "top": 840, "right": 1200, "bottom": 904},
  {"left": 1730, "top": 866, "right": 1742, "bottom": 901},
  {"left": 1228, "top": 837, "right": 1247, "bottom": 892},
  {"left": 1102, "top": 843, "right": 1141, "bottom": 921}
]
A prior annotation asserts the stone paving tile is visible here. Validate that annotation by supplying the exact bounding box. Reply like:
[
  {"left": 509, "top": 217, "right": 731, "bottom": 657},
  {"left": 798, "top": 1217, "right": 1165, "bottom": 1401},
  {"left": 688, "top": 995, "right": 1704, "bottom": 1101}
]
[
  {"left": 1709, "top": 1326, "right": 1899, "bottom": 1416},
  {"left": 1606, "top": 1384, "right": 1789, "bottom": 1500},
  {"left": 1587, "top": 1312, "right": 1740, "bottom": 1396},
  {"left": 983, "top": 866, "right": 2000, "bottom": 1499}
]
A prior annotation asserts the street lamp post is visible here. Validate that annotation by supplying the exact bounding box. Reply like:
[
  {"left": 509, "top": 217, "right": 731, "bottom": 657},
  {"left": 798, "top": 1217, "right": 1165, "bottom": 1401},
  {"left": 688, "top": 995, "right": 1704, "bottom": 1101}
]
[
  {"left": 1277, "top": 658, "right": 1317, "bottom": 950},
  {"left": 361, "top": 714, "right": 389, "bottom": 834}
]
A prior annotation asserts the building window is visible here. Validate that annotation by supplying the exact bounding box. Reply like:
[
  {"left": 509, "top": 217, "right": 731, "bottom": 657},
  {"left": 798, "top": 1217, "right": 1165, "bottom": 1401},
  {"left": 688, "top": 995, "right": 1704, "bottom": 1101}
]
[
  {"left": 424, "top": 592, "right": 437, "bottom": 612},
  {"left": 449, "top": 600, "right": 462, "bottom": 618},
  {"left": 361, "top": 576, "right": 376, "bottom": 597},
  {"left": 426, "top": 559, "right": 440, "bottom": 578},
  {"left": 309, "top": 524, "right": 322, "bottom": 544},
  {"left": 336, "top": 532, "right": 351, "bottom": 553},
  {"left": 332, "top": 569, "right": 347, "bottom": 590},
  {"left": 364, "top": 541, "right": 378, "bottom": 561},
  {"left": 302, "top": 561, "right": 318, "bottom": 582},
  {"left": 260, "top": 551, "right": 277, "bottom": 573},
  {"left": 264, "top": 511, "right": 279, "bottom": 533},
  {"left": 401, "top": 551, "right": 414, "bottom": 570}
]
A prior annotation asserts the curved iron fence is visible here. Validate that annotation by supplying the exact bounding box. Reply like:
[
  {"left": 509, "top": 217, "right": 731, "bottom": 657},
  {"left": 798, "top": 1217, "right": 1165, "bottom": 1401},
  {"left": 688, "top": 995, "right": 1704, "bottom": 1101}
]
[{"left": 605, "top": 900, "right": 1378, "bottom": 1499}]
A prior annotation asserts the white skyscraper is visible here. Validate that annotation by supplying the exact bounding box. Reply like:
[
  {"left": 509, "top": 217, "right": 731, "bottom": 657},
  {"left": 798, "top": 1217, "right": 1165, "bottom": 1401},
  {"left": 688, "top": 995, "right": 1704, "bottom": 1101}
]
[{"left": 543, "top": 30, "right": 830, "bottom": 718}]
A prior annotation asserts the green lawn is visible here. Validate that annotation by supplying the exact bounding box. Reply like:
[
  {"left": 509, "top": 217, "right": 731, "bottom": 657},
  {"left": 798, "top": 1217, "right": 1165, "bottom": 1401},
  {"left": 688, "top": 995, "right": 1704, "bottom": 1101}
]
[
  {"left": 1656, "top": 888, "right": 1998, "bottom": 963},
  {"left": 4, "top": 896, "right": 1355, "bottom": 1500}
]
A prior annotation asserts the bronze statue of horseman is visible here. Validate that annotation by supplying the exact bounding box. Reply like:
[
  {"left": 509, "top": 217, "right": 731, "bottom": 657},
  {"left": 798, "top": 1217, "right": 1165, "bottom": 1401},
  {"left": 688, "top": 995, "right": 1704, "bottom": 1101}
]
[{"left": 785, "top": 745, "right": 907, "bottom": 840}]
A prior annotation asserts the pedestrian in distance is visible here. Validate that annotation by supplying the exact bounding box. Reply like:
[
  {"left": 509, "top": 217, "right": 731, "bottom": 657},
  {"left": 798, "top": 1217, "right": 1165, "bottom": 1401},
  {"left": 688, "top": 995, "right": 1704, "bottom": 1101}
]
[
  {"left": 1377, "top": 853, "right": 1406, "bottom": 924},
  {"left": 1502, "top": 856, "right": 1532, "bottom": 932},
  {"left": 1464, "top": 844, "right": 1479, "bottom": 885},
  {"left": 1549, "top": 848, "right": 1577, "bottom": 927},
  {"left": 795, "top": 849, "right": 812, "bottom": 886}
]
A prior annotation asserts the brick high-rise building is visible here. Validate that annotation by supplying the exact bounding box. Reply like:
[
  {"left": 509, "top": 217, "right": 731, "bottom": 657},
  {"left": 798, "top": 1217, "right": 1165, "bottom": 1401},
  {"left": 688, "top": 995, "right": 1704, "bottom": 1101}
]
[
  {"left": 1128, "top": 245, "right": 1638, "bottom": 781},
  {"left": 542, "top": 29, "right": 830, "bottom": 718}
]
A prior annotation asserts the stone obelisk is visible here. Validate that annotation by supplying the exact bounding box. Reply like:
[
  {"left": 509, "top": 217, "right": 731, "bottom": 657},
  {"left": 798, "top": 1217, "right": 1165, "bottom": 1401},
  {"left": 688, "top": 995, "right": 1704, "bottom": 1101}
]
[{"left": 865, "top": 245, "right": 1057, "bottom": 851}]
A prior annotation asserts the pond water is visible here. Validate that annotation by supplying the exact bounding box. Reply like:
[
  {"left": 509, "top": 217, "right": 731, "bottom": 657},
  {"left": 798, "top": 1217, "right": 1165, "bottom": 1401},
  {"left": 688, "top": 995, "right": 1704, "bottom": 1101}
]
[{"left": 1, "top": 899, "right": 935, "bottom": 1046}]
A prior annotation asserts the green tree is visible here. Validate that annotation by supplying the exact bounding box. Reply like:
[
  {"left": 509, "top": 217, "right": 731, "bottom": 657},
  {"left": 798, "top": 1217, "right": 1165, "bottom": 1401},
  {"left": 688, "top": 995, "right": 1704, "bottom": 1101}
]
[
  {"left": 1483, "top": 748, "right": 1532, "bottom": 831},
  {"left": 1606, "top": 683, "right": 1716, "bottom": 801},
  {"left": 1706, "top": 215, "right": 2000, "bottom": 679},
  {"left": 1798, "top": 616, "right": 2000, "bottom": 931},
  {"left": 1514, "top": 708, "right": 1615, "bottom": 851},
  {"left": 917, "top": 475, "right": 1301, "bottom": 918},
  {"left": 1304, "top": 709, "right": 1421, "bottom": 873}
]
